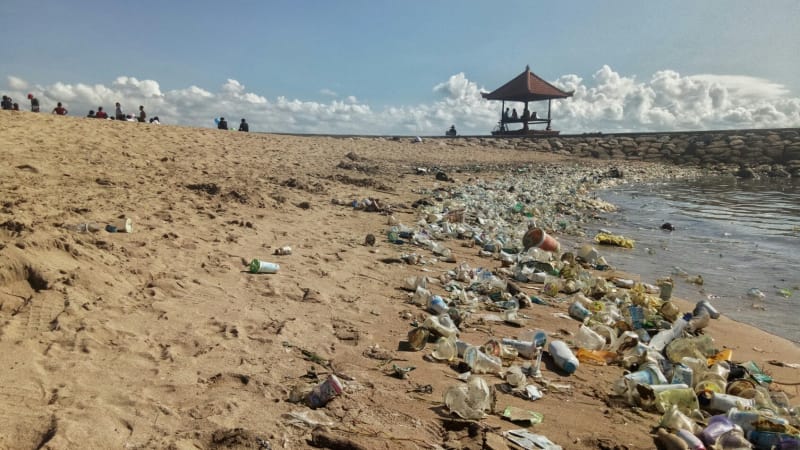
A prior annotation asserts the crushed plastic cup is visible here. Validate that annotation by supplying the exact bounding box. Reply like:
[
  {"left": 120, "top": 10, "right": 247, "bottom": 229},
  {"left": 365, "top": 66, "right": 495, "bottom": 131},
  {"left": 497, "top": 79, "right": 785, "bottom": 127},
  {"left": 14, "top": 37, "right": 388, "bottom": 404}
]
[
  {"left": 306, "top": 374, "right": 343, "bottom": 409},
  {"left": 443, "top": 376, "right": 493, "bottom": 420}
]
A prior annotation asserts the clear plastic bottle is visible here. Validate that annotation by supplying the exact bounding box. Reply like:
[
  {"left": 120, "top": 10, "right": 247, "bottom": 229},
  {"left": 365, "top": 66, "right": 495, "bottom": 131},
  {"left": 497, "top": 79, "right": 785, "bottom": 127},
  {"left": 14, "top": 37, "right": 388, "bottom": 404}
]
[
  {"left": 575, "top": 325, "right": 605, "bottom": 350},
  {"left": 548, "top": 340, "right": 579, "bottom": 374},
  {"left": 650, "top": 313, "right": 691, "bottom": 353}
]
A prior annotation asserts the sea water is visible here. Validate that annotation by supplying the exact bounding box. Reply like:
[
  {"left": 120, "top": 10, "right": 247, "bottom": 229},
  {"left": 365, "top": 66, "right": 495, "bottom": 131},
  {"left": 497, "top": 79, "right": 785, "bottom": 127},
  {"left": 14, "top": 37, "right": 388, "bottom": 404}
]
[{"left": 592, "top": 176, "right": 800, "bottom": 344}]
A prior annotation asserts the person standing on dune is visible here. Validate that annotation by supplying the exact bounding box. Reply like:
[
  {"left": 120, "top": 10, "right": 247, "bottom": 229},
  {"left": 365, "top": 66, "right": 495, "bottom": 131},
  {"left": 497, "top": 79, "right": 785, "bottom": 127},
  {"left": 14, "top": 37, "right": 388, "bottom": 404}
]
[{"left": 28, "top": 94, "right": 40, "bottom": 112}]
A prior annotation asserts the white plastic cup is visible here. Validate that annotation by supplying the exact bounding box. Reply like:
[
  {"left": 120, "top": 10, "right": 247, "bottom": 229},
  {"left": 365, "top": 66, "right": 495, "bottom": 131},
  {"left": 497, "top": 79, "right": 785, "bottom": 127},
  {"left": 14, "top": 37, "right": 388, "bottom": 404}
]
[
  {"left": 249, "top": 259, "right": 280, "bottom": 274},
  {"left": 114, "top": 218, "right": 133, "bottom": 233}
]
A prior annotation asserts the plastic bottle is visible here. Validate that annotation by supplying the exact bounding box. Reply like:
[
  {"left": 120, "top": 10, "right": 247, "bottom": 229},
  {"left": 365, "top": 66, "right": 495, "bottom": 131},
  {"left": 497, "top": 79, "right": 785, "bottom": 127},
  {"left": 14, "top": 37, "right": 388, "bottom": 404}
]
[
  {"left": 746, "top": 431, "right": 800, "bottom": 450},
  {"left": 575, "top": 324, "right": 605, "bottom": 350},
  {"left": 411, "top": 286, "right": 432, "bottom": 306},
  {"left": 676, "top": 429, "right": 705, "bottom": 450},
  {"left": 698, "top": 391, "right": 756, "bottom": 414},
  {"left": 502, "top": 338, "right": 535, "bottom": 359},
  {"left": 687, "top": 310, "right": 710, "bottom": 333},
  {"left": 726, "top": 408, "right": 792, "bottom": 434},
  {"left": 650, "top": 313, "right": 691, "bottom": 353},
  {"left": 693, "top": 300, "right": 720, "bottom": 319},
  {"left": 428, "top": 295, "right": 449, "bottom": 315},
  {"left": 548, "top": 340, "right": 579, "bottom": 374},
  {"left": 696, "top": 415, "right": 735, "bottom": 446}
]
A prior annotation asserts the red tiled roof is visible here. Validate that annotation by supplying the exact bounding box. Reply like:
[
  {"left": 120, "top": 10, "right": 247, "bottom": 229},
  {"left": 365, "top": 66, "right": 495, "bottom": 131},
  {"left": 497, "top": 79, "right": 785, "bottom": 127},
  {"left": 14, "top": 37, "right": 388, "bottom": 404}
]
[{"left": 482, "top": 65, "right": 573, "bottom": 102}]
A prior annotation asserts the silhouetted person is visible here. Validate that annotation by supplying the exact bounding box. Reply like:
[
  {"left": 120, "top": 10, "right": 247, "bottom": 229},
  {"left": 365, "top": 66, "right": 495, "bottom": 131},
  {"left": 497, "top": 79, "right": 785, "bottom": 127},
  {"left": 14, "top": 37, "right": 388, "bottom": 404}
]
[
  {"left": 511, "top": 108, "right": 518, "bottom": 120},
  {"left": 95, "top": 106, "right": 108, "bottom": 119},
  {"left": 446, "top": 125, "right": 457, "bottom": 137},
  {"left": 52, "top": 102, "right": 68, "bottom": 115},
  {"left": 115, "top": 102, "right": 124, "bottom": 120},
  {"left": 503, "top": 108, "right": 510, "bottom": 120},
  {"left": 1, "top": 96, "right": 11, "bottom": 110},
  {"left": 87, "top": 110, "right": 95, "bottom": 118},
  {"left": 28, "top": 94, "right": 40, "bottom": 112},
  {"left": 138, "top": 105, "right": 146, "bottom": 122},
  {"left": 218, "top": 117, "right": 228, "bottom": 130},
  {"left": 238, "top": 118, "right": 249, "bottom": 132},
  {"left": 12, "top": 103, "right": 19, "bottom": 111}
]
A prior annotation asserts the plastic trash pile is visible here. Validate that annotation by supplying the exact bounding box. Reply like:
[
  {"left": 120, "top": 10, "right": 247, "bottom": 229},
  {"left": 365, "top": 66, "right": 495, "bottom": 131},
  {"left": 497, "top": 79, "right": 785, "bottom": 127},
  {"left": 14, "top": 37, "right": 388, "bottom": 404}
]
[{"left": 377, "top": 170, "right": 799, "bottom": 449}]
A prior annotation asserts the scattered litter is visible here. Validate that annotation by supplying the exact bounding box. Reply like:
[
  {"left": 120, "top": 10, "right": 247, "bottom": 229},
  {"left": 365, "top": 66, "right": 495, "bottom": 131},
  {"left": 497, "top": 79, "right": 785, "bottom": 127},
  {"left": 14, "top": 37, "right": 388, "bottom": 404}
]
[
  {"left": 594, "top": 232, "right": 635, "bottom": 248},
  {"left": 504, "top": 429, "right": 563, "bottom": 450}
]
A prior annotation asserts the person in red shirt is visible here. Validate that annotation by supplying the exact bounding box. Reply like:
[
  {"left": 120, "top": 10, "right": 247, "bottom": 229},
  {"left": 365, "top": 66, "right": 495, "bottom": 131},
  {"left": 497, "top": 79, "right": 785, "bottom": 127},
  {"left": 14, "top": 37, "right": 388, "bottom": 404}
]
[
  {"left": 95, "top": 106, "right": 108, "bottom": 119},
  {"left": 52, "top": 102, "right": 68, "bottom": 115}
]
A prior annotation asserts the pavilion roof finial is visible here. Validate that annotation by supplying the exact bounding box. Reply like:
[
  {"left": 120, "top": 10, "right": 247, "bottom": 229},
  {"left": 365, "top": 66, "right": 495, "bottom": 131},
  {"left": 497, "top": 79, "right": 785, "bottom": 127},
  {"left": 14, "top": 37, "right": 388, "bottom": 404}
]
[{"left": 525, "top": 64, "right": 530, "bottom": 72}]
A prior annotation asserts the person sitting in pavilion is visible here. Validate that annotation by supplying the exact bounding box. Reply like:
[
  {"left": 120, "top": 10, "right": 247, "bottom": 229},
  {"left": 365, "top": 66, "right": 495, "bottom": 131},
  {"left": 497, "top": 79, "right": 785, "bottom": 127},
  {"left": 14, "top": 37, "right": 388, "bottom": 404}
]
[
  {"left": 521, "top": 107, "right": 530, "bottom": 121},
  {"left": 511, "top": 108, "right": 518, "bottom": 120}
]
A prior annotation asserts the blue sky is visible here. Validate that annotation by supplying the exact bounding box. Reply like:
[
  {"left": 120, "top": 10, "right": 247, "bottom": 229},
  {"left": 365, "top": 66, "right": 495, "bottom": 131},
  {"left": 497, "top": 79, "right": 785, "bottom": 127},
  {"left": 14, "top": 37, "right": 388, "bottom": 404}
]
[{"left": 2, "top": 0, "right": 799, "bottom": 134}]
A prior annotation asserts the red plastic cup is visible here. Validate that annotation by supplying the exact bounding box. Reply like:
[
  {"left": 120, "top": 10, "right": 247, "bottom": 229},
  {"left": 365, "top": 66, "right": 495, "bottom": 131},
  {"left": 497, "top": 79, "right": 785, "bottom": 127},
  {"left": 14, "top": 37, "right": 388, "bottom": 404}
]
[{"left": 523, "top": 228, "right": 560, "bottom": 252}]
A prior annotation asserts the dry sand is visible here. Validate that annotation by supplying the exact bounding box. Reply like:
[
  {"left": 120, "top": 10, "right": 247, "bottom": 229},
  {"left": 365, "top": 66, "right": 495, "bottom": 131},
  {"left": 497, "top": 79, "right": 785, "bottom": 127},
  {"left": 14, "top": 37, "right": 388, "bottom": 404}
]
[{"left": 1, "top": 111, "right": 798, "bottom": 450}]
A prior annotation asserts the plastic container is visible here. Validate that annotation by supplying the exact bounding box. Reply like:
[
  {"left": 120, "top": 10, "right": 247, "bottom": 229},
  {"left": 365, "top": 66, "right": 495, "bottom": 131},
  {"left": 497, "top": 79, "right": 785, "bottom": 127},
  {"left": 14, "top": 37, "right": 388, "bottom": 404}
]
[
  {"left": 671, "top": 364, "right": 694, "bottom": 387},
  {"left": 625, "top": 362, "right": 668, "bottom": 386},
  {"left": 443, "top": 376, "right": 493, "bottom": 420},
  {"left": 693, "top": 300, "right": 720, "bottom": 319},
  {"left": 548, "top": 340, "right": 579, "bottom": 374},
  {"left": 501, "top": 338, "right": 535, "bottom": 359},
  {"left": 306, "top": 374, "right": 344, "bottom": 408},
  {"left": 654, "top": 387, "right": 700, "bottom": 415},
  {"left": 726, "top": 408, "right": 792, "bottom": 434},
  {"left": 522, "top": 227, "right": 559, "bottom": 252},
  {"left": 504, "top": 365, "right": 526, "bottom": 387},
  {"left": 698, "top": 391, "right": 756, "bottom": 414},
  {"left": 676, "top": 429, "right": 705, "bottom": 450},
  {"left": 411, "top": 286, "right": 432, "bottom": 306},
  {"left": 568, "top": 299, "right": 592, "bottom": 322},
  {"left": 576, "top": 348, "right": 617, "bottom": 365},
  {"left": 698, "top": 415, "right": 735, "bottom": 446},
  {"left": 432, "top": 336, "right": 457, "bottom": 361},
  {"left": 249, "top": 259, "right": 280, "bottom": 273},
  {"left": 746, "top": 431, "right": 800, "bottom": 450},
  {"left": 406, "top": 327, "right": 430, "bottom": 351},
  {"left": 575, "top": 325, "right": 605, "bottom": 350},
  {"left": 666, "top": 334, "right": 716, "bottom": 363},
  {"left": 423, "top": 315, "right": 459, "bottom": 338},
  {"left": 659, "top": 404, "right": 699, "bottom": 433},
  {"left": 428, "top": 295, "right": 449, "bottom": 315},
  {"left": 463, "top": 346, "right": 503, "bottom": 375},
  {"left": 650, "top": 314, "right": 690, "bottom": 353}
]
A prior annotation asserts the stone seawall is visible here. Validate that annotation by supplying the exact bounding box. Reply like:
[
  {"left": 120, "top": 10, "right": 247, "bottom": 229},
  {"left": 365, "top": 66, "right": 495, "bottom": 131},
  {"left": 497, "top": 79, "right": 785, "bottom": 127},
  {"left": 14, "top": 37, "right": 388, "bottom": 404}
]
[{"left": 467, "top": 128, "right": 800, "bottom": 177}]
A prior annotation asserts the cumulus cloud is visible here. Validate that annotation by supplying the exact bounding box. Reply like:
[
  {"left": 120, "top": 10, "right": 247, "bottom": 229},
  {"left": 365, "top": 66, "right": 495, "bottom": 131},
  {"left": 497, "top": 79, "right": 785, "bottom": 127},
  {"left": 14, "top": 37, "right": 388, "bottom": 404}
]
[{"left": 4, "top": 67, "right": 799, "bottom": 134}]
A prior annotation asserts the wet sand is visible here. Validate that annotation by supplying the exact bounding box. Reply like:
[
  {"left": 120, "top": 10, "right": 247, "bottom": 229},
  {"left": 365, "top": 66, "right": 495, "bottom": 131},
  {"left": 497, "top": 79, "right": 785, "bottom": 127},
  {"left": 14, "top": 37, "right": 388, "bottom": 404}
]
[{"left": 1, "top": 111, "right": 798, "bottom": 449}]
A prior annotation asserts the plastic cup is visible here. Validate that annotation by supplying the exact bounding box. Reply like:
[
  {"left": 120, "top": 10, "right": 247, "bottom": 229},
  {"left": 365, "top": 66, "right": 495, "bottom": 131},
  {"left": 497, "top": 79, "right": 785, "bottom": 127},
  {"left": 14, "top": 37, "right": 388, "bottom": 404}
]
[
  {"left": 306, "top": 374, "right": 343, "bottom": 408},
  {"left": 249, "top": 259, "right": 280, "bottom": 274},
  {"left": 114, "top": 218, "right": 133, "bottom": 233},
  {"left": 522, "top": 228, "right": 559, "bottom": 252}
]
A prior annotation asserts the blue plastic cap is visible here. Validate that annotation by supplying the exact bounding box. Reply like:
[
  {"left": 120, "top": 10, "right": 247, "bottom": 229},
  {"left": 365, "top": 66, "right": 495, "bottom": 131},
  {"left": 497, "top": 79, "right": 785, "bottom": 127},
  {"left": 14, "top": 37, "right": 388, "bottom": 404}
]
[{"left": 564, "top": 361, "right": 577, "bottom": 374}]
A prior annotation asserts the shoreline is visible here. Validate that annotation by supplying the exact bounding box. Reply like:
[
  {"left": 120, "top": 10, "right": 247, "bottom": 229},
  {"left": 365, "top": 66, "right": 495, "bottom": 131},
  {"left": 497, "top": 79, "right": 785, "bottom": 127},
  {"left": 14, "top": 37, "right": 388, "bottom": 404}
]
[{"left": 0, "top": 111, "right": 798, "bottom": 449}]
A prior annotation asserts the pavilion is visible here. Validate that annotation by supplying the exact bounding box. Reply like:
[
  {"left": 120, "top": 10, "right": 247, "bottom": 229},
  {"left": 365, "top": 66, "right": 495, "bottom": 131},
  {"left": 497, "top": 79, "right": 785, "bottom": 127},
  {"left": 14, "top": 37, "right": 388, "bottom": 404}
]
[{"left": 481, "top": 65, "right": 573, "bottom": 136}]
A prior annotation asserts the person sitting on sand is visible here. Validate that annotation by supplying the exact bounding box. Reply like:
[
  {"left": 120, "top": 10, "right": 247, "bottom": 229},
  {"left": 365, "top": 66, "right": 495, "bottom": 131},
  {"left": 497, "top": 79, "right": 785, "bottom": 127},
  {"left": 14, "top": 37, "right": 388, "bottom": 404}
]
[
  {"left": 95, "top": 106, "right": 108, "bottom": 119},
  {"left": 138, "top": 105, "right": 146, "bottom": 123},
  {"left": 149, "top": 116, "right": 160, "bottom": 124},
  {"left": 115, "top": 102, "right": 124, "bottom": 120},
  {"left": 446, "top": 125, "right": 457, "bottom": 137},
  {"left": 238, "top": 118, "right": 249, "bottom": 132},
  {"left": 28, "top": 94, "right": 40, "bottom": 112},
  {"left": 12, "top": 103, "right": 20, "bottom": 111},
  {"left": 52, "top": 102, "right": 68, "bottom": 115},
  {"left": 218, "top": 117, "right": 228, "bottom": 130},
  {"left": 87, "top": 110, "right": 95, "bottom": 118},
  {"left": 1, "top": 96, "right": 11, "bottom": 110}
]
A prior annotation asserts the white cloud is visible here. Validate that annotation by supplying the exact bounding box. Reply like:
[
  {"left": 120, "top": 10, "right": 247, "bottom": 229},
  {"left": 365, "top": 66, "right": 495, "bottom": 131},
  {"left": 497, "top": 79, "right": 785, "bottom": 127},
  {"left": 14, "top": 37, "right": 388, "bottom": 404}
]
[
  {"left": 7, "top": 76, "right": 28, "bottom": 90},
  {"left": 4, "top": 67, "right": 800, "bottom": 134}
]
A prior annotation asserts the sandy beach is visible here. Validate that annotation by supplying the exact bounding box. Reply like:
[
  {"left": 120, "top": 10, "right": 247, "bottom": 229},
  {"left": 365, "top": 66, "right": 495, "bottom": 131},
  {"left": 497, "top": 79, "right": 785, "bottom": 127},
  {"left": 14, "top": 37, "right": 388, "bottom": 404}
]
[{"left": 1, "top": 111, "right": 798, "bottom": 450}]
